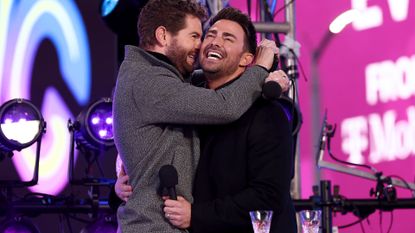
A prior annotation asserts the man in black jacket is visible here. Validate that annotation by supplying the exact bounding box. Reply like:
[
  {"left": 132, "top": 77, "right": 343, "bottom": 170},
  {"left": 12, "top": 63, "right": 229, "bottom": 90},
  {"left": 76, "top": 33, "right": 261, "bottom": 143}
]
[
  {"left": 113, "top": 7, "right": 296, "bottom": 233},
  {"left": 162, "top": 8, "right": 296, "bottom": 233}
]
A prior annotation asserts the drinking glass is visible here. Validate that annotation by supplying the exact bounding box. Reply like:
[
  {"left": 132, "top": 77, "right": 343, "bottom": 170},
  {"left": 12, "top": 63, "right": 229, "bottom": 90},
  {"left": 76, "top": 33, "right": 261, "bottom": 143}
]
[
  {"left": 299, "top": 210, "right": 321, "bottom": 233},
  {"left": 249, "top": 210, "right": 273, "bottom": 233}
]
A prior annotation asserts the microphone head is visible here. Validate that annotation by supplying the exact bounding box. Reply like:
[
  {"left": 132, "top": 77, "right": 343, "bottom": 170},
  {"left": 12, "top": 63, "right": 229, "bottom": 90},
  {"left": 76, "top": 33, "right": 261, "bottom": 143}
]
[
  {"left": 262, "top": 81, "right": 282, "bottom": 100},
  {"left": 159, "top": 165, "right": 178, "bottom": 188}
]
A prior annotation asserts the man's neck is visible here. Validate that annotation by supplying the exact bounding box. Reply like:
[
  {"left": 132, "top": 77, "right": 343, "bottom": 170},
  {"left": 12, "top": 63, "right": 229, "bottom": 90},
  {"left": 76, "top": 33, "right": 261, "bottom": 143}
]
[{"left": 205, "top": 69, "right": 245, "bottom": 90}]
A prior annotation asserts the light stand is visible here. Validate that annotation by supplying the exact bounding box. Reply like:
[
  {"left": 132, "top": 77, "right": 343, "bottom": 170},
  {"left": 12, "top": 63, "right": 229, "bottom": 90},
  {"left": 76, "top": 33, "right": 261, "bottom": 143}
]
[
  {"left": 0, "top": 98, "right": 46, "bottom": 231},
  {"left": 67, "top": 98, "right": 116, "bottom": 218},
  {"left": 0, "top": 135, "right": 43, "bottom": 188},
  {"left": 0, "top": 98, "right": 46, "bottom": 188}
]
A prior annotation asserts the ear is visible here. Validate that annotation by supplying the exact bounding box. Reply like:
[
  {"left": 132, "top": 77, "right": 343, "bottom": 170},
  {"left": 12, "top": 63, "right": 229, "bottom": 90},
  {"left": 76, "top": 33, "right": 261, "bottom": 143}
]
[
  {"left": 239, "top": 52, "right": 254, "bottom": 67},
  {"left": 154, "top": 26, "right": 169, "bottom": 46}
]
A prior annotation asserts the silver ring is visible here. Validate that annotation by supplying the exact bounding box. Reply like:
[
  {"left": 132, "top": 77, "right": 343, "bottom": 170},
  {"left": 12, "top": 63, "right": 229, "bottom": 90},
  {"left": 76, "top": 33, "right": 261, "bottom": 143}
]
[{"left": 166, "top": 213, "right": 170, "bottom": 218}]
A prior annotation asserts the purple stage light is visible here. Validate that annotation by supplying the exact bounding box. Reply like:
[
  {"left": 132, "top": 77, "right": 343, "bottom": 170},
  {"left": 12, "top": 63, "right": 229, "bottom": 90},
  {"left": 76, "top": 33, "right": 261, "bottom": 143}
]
[
  {"left": 98, "top": 129, "right": 107, "bottom": 138},
  {"left": 0, "top": 98, "right": 45, "bottom": 152},
  {"left": 73, "top": 98, "right": 114, "bottom": 151},
  {"left": 87, "top": 105, "right": 113, "bottom": 141},
  {"left": 91, "top": 116, "right": 100, "bottom": 125}
]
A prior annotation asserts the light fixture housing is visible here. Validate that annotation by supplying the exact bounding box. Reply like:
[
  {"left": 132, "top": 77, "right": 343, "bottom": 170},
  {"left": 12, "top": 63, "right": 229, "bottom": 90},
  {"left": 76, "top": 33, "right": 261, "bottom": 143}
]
[
  {"left": 0, "top": 98, "right": 46, "bottom": 153},
  {"left": 73, "top": 97, "right": 114, "bottom": 152},
  {"left": 0, "top": 99, "right": 45, "bottom": 187},
  {"left": 68, "top": 97, "right": 115, "bottom": 187}
]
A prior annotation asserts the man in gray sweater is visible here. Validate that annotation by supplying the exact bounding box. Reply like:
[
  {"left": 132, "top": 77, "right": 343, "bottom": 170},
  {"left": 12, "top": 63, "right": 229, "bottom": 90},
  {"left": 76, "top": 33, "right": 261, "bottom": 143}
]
[{"left": 113, "top": 0, "right": 279, "bottom": 232}]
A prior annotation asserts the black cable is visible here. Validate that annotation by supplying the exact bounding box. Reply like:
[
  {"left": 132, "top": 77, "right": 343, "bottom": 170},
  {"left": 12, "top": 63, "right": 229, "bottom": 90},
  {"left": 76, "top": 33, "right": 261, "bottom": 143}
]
[
  {"left": 290, "top": 78, "right": 296, "bottom": 129},
  {"left": 360, "top": 221, "right": 366, "bottom": 233},
  {"left": 95, "top": 157, "right": 106, "bottom": 177},
  {"left": 65, "top": 214, "right": 74, "bottom": 233},
  {"left": 386, "top": 211, "right": 393, "bottom": 233},
  {"left": 387, "top": 175, "right": 415, "bottom": 197},
  {"left": 278, "top": 44, "right": 308, "bottom": 82},
  {"left": 338, "top": 217, "right": 366, "bottom": 229},
  {"left": 247, "top": 0, "right": 251, "bottom": 17},
  {"left": 379, "top": 210, "right": 383, "bottom": 233},
  {"left": 286, "top": 46, "right": 308, "bottom": 82},
  {"left": 24, "top": 192, "right": 57, "bottom": 199},
  {"left": 58, "top": 214, "right": 65, "bottom": 233},
  {"left": 256, "top": 0, "right": 260, "bottom": 22},
  {"left": 327, "top": 132, "right": 378, "bottom": 172},
  {"left": 260, "top": 0, "right": 299, "bottom": 128},
  {"left": 366, "top": 217, "right": 371, "bottom": 226},
  {"left": 272, "top": 0, "right": 294, "bottom": 18},
  {"left": 338, "top": 201, "right": 372, "bottom": 230}
]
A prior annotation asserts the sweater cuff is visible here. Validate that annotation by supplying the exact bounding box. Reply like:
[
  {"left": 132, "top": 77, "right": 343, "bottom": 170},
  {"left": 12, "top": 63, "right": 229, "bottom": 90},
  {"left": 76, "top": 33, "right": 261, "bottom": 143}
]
[{"left": 254, "top": 64, "right": 271, "bottom": 73}]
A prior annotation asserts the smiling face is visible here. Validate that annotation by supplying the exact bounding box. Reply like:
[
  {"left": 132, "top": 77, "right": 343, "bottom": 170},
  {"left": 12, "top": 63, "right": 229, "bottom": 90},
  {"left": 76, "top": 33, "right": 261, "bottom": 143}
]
[
  {"left": 165, "top": 14, "right": 203, "bottom": 76},
  {"left": 199, "top": 19, "right": 253, "bottom": 84}
]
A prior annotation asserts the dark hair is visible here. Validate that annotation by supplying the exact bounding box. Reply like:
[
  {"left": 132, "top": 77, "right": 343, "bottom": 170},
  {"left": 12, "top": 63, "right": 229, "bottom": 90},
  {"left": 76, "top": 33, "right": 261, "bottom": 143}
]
[
  {"left": 210, "top": 7, "right": 257, "bottom": 54},
  {"left": 138, "top": 0, "right": 207, "bottom": 48}
]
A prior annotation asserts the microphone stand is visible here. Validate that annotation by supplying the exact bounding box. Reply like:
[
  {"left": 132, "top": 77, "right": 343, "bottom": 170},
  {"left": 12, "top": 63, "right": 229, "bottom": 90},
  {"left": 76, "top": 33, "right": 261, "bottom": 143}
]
[{"left": 320, "top": 180, "right": 332, "bottom": 233}]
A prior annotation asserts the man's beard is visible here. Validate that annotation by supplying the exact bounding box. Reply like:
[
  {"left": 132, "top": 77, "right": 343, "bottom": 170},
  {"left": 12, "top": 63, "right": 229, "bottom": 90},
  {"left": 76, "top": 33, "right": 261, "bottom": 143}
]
[
  {"left": 166, "top": 39, "right": 195, "bottom": 76},
  {"left": 201, "top": 51, "right": 243, "bottom": 79}
]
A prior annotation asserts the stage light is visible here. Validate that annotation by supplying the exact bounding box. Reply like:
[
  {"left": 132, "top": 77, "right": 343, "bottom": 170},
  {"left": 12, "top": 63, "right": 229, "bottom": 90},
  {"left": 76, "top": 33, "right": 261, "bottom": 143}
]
[
  {"left": 0, "top": 99, "right": 46, "bottom": 153},
  {"left": 100, "top": 0, "right": 149, "bottom": 63},
  {"left": 68, "top": 98, "right": 115, "bottom": 187},
  {"left": 0, "top": 99, "right": 45, "bottom": 187},
  {"left": 79, "top": 215, "right": 117, "bottom": 233},
  {"left": 101, "top": 0, "right": 119, "bottom": 17},
  {"left": 71, "top": 98, "right": 114, "bottom": 152},
  {"left": 0, "top": 217, "right": 40, "bottom": 233}
]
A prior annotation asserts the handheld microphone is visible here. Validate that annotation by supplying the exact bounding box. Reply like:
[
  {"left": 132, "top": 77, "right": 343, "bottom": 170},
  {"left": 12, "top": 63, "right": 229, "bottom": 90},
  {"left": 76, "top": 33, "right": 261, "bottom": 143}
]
[
  {"left": 159, "top": 165, "right": 178, "bottom": 200},
  {"left": 262, "top": 54, "right": 283, "bottom": 100}
]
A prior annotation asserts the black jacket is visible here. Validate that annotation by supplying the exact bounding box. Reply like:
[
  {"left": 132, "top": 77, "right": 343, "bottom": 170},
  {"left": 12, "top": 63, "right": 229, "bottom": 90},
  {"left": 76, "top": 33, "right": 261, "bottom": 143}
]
[{"left": 191, "top": 98, "right": 297, "bottom": 233}]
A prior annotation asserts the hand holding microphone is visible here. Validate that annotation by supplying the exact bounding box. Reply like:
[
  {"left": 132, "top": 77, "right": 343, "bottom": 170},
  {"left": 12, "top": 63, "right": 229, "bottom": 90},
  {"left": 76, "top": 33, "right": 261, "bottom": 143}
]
[
  {"left": 159, "top": 164, "right": 178, "bottom": 200},
  {"left": 159, "top": 165, "right": 192, "bottom": 228},
  {"left": 255, "top": 39, "right": 290, "bottom": 100},
  {"left": 263, "top": 70, "right": 290, "bottom": 99},
  {"left": 262, "top": 54, "right": 290, "bottom": 100}
]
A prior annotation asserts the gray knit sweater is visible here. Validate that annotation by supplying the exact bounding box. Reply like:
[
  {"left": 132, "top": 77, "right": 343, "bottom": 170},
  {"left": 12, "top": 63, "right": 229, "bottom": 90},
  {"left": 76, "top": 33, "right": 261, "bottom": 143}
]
[{"left": 113, "top": 45, "right": 268, "bottom": 232}]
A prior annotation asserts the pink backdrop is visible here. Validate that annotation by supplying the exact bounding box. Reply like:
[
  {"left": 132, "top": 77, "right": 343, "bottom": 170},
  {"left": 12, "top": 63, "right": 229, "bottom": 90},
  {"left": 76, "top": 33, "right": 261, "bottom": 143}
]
[{"left": 230, "top": 1, "right": 415, "bottom": 232}]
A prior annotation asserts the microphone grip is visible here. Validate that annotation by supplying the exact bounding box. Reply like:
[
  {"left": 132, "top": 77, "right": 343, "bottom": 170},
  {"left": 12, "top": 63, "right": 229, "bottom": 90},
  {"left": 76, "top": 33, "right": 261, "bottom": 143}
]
[
  {"left": 168, "top": 187, "right": 177, "bottom": 200},
  {"left": 261, "top": 54, "right": 283, "bottom": 100},
  {"left": 262, "top": 81, "right": 282, "bottom": 100},
  {"left": 271, "top": 54, "right": 279, "bottom": 72}
]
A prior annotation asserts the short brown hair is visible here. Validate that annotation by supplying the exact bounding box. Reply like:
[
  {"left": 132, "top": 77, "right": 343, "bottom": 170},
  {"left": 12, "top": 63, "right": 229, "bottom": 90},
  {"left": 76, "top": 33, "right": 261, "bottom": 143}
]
[
  {"left": 210, "top": 7, "right": 257, "bottom": 54},
  {"left": 138, "top": 0, "right": 207, "bottom": 49}
]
